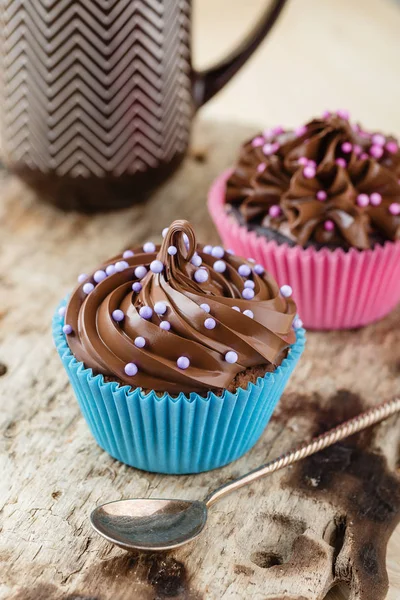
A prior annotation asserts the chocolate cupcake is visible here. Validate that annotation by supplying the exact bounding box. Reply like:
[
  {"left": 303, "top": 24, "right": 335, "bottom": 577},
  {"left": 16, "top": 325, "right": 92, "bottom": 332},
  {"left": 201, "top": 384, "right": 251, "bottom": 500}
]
[
  {"left": 53, "top": 220, "right": 304, "bottom": 474},
  {"left": 208, "top": 111, "right": 400, "bottom": 329}
]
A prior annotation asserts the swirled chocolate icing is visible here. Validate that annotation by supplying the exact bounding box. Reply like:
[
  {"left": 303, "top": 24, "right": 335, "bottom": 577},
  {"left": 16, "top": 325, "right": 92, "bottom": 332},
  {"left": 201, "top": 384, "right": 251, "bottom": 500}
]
[
  {"left": 226, "top": 112, "right": 400, "bottom": 249},
  {"left": 64, "top": 220, "right": 297, "bottom": 394}
]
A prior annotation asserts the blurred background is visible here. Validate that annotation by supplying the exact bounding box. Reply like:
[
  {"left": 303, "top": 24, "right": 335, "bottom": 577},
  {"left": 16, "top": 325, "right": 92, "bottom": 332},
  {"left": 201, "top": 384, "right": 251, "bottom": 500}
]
[{"left": 194, "top": 0, "right": 400, "bottom": 132}]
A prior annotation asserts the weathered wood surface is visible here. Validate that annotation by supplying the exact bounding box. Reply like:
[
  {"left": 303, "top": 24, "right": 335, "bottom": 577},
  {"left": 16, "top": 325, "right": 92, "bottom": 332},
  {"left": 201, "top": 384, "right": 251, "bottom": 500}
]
[{"left": 1, "top": 121, "right": 400, "bottom": 600}]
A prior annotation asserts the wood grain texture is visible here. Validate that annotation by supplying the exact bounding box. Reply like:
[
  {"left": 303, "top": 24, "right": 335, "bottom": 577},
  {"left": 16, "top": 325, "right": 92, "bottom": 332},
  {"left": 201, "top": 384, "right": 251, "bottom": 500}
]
[{"left": 1, "top": 120, "right": 400, "bottom": 600}]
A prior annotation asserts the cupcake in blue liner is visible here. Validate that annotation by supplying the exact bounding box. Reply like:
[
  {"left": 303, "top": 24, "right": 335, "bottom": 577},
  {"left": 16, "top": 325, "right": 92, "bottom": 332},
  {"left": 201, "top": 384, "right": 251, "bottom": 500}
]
[{"left": 53, "top": 219, "right": 305, "bottom": 474}]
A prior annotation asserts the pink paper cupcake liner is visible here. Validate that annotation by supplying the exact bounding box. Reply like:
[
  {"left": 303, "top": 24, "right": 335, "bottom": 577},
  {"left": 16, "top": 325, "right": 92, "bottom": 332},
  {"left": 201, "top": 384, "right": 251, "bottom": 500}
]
[{"left": 208, "top": 169, "right": 400, "bottom": 330}]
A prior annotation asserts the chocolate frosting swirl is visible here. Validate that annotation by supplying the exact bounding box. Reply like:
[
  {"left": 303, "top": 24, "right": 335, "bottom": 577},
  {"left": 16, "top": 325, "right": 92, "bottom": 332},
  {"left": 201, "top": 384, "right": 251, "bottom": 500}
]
[
  {"left": 226, "top": 113, "right": 400, "bottom": 249},
  {"left": 65, "top": 220, "right": 296, "bottom": 394}
]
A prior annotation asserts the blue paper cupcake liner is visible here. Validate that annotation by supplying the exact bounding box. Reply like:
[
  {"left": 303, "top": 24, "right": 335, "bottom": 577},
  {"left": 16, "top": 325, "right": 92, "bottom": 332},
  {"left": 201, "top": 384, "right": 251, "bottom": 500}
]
[{"left": 53, "top": 298, "right": 305, "bottom": 474}]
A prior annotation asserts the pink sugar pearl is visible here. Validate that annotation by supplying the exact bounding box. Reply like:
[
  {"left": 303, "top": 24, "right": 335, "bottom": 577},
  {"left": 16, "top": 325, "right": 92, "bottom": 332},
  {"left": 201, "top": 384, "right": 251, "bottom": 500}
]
[
  {"left": 298, "top": 156, "right": 308, "bottom": 166},
  {"left": 251, "top": 136, "right": 264, "bottom": 147},
  {"left": 353, "top": 144, "right": 362, "bottom": 156},
  {"left": 324, "top": 220, "right": 335, "bottom": 232},
  {"left": 370, "top": 192, "right": 382, "bottom": 206},
  {"left": 316, "top": 190, "right": 327, "bottom": 201},
  {"left": 360, "top": 152, "right": 369, "bottom": 160},
  {"left": 370, "top": 145, "right": 384, "bottom": 159},
  {"left": 341, "top": 142, "right": 352, "bottom": 153},
  {"left": 357, "top": 194, "right": 369, "bottom": 207},
  {"left": 268, "top": 205, "right": 281, "bottom": 218},
  {"left": 335, "top": 158, "right": 347, "bottom": 168},
  {"left": 295, "top": 125, "right": 307, "bottom": 137},
  {"left": 386, "top": 141, "right": 399, "bottom": 154},
  {"left": 257, "top": 163, "right": 266, "bottom": 173},
  {"left": 372, "top": 133, "right": 385, "bottom": 146},
  {"left": 303, "top": 165, "right": 316, "bottom": 179},
  {"left": 389, "top": 203, "right": 400, "bottom": 215},
  {"left": 337, "top": 109, "right": 350, "bottom": 120}
]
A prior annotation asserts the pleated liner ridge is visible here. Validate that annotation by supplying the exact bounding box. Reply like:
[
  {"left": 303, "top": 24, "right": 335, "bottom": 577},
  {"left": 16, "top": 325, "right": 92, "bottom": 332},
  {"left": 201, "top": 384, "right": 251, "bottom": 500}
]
[
  {"left": 53, "top": 298, "right": 305, "bottom": 474},
  {"left": 208, "top": 169, "right": 400, "bottom": 331}
]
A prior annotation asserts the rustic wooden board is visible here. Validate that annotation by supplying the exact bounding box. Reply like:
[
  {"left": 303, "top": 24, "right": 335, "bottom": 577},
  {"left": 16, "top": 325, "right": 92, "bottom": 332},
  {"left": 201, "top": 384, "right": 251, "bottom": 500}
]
[{"left": 1, "top": 120, "right": 400, "bottom": 600}]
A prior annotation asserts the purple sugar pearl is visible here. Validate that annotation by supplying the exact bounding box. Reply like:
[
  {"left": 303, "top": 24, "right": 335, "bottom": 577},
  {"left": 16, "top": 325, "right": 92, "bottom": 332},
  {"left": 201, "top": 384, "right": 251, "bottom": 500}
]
[
  {"left": 225, "top": 351, "right": 238, "bottom": 364},
  {"left": 242, "top": 288, "right": 254, "bottom": 300},
  {"left": 134, "top": 336, "right": 146, "bottom": 348},
  {"left": 134, "top": 265, "right": 147, "bottom": 280},
  {"left": 211, "top": 246, "right": 224, "bottom": 259},
  {"left": 316, "top": 190, "right": 327, "bottom": 201},
  {"left": 372, "top": 133, "right": 385, "bottom": 146},
  {"left": 124, "top": 363, "right": 138, "bottom": 376},
  {"left": 194, "top": 268, "right": 209, "bottom": 283},
  {"left": 183, "top": 233, "right": 189, "bottom": 247},
  {"left": 244, "top": 280, "right": 255, "bottom": 289},
  {"left": 251, "top": 136, "right": 264, "bottom": 147},
  {"left": 357, "top": 194, "right": 369, "bottom": 207},
  {"left": 177, "top": 356, "right": 190, "bottom": 370},
  {"left": 204, "top": 317, "right": 216, "bottom": 330},
  {"left": 389, "top": 203, "right": 400, "bottom": 215},
  {"left": 191, "top": 254, "right": 202, "bottom": 267},
  {"left": 341, "top": 142, "right": 352, "bottom": 153},
  {"left": 132, "top": 282, "right": 142, "bottom": 293},
  {"left": 150, "top": 260, "right": 164, "bottom": 273},
  {"left": 324, "top": 220, "right": 335, "bottom": 232},
  {"left": 386, "top": 141, "right": 398, "bottom": 154},
  {"left": 82, "top": 282, "right": 94, "bottom": 294},
  {"left": 112, "top": 309, "right": 124, "bottom": 322},
  {"left": 238, "top": 264, "right": 251, "bottom": 277},
  {"left": 78, "top": 273, "right": 87, "bottom": 283},
  {"left": 280, "top": 285, "right": 292, "bottom": 298},
  {"left": 203, "top": 245, "right": 212, "bottom": 254},
  {"left": 143, "top": 241, "right": 156, "bottom": 253},
  {"left": 106, "top": 264, "right": 117, "bottom": 276},
  {"left": 139, "top": 306, "right": 153, "bottom": 319},
  {"left": 213, "top": 260, "right": 226, "bottom": 273},
  {"left": 154, "top": 301, "right": 167, "bottom": 315},
  {"left": 243, "top": 309, "right": 254, "bottom": 319},
  {"left": 200, "top": 303, "right": 210, "bottom": 313},
  {"left": 247, "top": 257, "right": 255, "bottom": 263},
  {"left": 370, "top": 192, "right": 382, "bottom": 206},
  {"left": 115, "top": 260, "right": 129, "bottom": 272},
  {"left": 62, "top": 324, "right": 72, "bottom": 335},
  {"left": 168, "top": 245, "right": 177, "bottom": 255},
  {"left": 123, "top": 250, "right": 134, "bottom": 259},
  {"left": 293, "top": 316, "right": 303, "bottom": 329},
  {"left": 93, "top": 269, "right": 107, "bottom": 283},
  {"left": 370, "top": 145, "right": 384, "bottom": 159},
  {"left": 254, "top": 264, "right": 264, "bottom": 275},
  {"left": 232, "top": 306, "right": 240, "bottom": 312},
  {"left": 160, "top": 321, "right": 171, "bottom": 331},
  {"left": 162, "top": 227, "right": 169, "bottom": 238},
  {"left": 58, "top": 306, "right": 66, "bottom": 317},
  {"left": 335, "top": 158, "right": 347, "bottom": 168},
  {"left": 268, "top": 205, "right": 281, "bottom": 218}
]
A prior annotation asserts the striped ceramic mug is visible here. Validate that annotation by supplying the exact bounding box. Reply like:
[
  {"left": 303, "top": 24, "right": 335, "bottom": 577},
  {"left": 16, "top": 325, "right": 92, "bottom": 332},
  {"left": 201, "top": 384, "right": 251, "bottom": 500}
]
[{"left": 0, "top": 0, "right": 287, "bottom": 211}]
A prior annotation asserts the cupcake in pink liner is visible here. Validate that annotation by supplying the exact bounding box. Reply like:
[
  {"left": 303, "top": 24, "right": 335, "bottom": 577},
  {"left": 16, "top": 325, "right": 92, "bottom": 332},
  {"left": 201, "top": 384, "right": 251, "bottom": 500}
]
[{"left": 208, "top": 111, "right": 400, "bottom": 330}]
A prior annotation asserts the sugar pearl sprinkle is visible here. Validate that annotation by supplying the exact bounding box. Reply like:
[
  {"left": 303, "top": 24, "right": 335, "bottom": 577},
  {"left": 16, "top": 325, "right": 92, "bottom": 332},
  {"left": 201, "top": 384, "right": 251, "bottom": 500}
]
[
  {"left": 123, "top": 250, "right": 134, "bottom": 259},
  {"left": 243, "top": 310, "right": 254, "bottom": 319},
  {"left": 203, "top": 245, "right": 212, "bottom": 254},
  {"left": 191, "top": 253, "right": 202, "bottom": 267},
  {"left": 357, "top": 194, "right": 369, "bottom": 208},
  {"left": 143, "top": 241, "right": 156, "bottom": 253},
  {"left": 124, "top": 363, "right": 138, "bottom": 376},
  {"left": 160, "top": 321, "right": 171, "bottom": 331},
  {"left": 269, "top": 205, "right": 281, "bottom": 218},
  {"left": 58, "top": 306, "right": 66, "bottom": 317},
  {"left": 370, "top": 145, "right": 383, "bottom": 159},
  {"left": 150, "top": 260, "right": 164, "bottom": 274},
  {"left": 106, "top": 264, "right": 116, "bottom": 276},
  {"left": 370, "top": 193, "right": 382, "bottom": 206},
  {"left": 134, "top": 265, "right": 147, "bottom": 280},
  {"left": 316, "top": 190, "right": 327, "bottom": 201},
  {"left": 200, "top": 303, "right": 210, "bottom": 313},
  {"left": 162, "top": 227, "right": 169, "bottom": 238},
  {"left": 168, "top": 245, "right": 177, "bottom": 255},
  {"left": 232, "top": 306, "right": 241, "bottom": 312},
  {"left": 77, "top": 273, "right": 87, "bottom": 283},
  {"left": 225, "top": 351, "right": 238, "bottom": 364},
  {"left": 63, "top": 324, "right": 72, "bottom": 335},
  {"left": 204, "top": 318, "right": 216, "bottom": 330},
  {"left": 293, "top": 316, "right": 303, "bottom": 330},
  {"left": 213, "top": 260, "right": 226, "bottom": 273},
  {"left": 94, "top": 269, "right": 107, "bottom": 283},
  {"left": 139, "top": 306, "right": 153, "bottom": 319},
  {"left": 335, "top": 158, "right": 347, "bottom": 168},
  {"left": 177, "top": 356, "right": 190, "bottom": 369},
  {"left": 324, "top": 220, "right": 335, "bottom": 232},
  {"left": 341, "top": 142, "right": 352, "bottom": 153},
  {"left": 112, "top": 309, "right": 124, "bottom": 322},
  {"left": 194, "top": 268, "right": 209, "bottom": 283},
  {"left": 211, "top": 246, "right": 224, "bottom": 259},
  {"left": 244, "top": 280, "right": 255, "bottom": 289},
  {"left": 134, "top": 336, "right": 146, "bottom": 348},
  {"left": 303, "top": 165, "right": 316, "bottom": 179},
  {"left": 389, "top": 203, "right": 400, "bottom": 216},
  {"left": 238, "top": 264, "right": 251, "bottom": 277},
  {"left": 254, "top": 264, "right": 264, "bottom": 275},
  {"left": 82, "top": 282, "right": 94, "bottom": 294},
  {"left": 242, "top": 288, "right": 255, "bottom": 300},
  {"left": 280, "top": 285, "right": 292, "bottom": 298},
  {"left": 154, "top": 301, "right": 167, "bottom": 315},
  {"left": 115, "top": 260, "right": 129, "bottom": 272},
  {"left": 132, "top": 282, "right": 142, "bottom": 293}
]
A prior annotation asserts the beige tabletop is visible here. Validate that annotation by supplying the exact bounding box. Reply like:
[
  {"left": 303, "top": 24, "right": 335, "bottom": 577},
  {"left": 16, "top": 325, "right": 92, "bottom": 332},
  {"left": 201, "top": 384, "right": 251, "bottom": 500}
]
[{"left": 194, "top": 0, "right": 400, "bottom": 598}]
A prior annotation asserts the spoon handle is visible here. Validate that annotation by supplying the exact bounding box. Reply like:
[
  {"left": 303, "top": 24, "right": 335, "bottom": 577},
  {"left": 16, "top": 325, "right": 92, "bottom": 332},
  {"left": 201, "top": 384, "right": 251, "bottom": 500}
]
[{"left": 205, "top": 397, "right": 400, "bottom": 508}]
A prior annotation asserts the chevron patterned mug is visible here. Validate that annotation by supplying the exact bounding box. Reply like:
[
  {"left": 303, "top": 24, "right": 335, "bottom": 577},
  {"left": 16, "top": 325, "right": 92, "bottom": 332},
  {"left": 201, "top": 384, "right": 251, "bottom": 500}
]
[{"left": 0, "top": 0, "right": 287, "bottom": 212}]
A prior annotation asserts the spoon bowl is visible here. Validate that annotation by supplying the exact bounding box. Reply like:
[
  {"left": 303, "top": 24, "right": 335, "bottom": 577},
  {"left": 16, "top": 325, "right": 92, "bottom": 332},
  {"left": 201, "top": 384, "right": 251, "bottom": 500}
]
[{"left": 90, "top": 498, "right": 208, "bottom": 551}]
